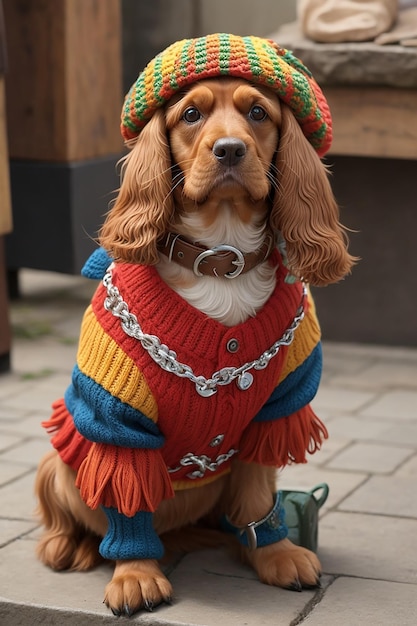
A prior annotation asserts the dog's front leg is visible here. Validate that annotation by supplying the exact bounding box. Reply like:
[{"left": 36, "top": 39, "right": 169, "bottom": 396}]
[
  {"left": 227, "top": 460, "right": 321, "bottom": 590},
  {"left": 104, "top": 558, "right": 173, "bottom": 616}
]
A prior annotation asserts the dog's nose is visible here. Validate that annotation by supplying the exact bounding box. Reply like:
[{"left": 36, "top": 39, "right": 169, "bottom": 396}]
[{"left": 213, "top": 137, "right": 246, "bottom": 166}]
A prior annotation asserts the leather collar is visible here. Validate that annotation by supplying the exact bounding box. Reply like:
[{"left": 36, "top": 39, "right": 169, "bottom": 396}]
[{"left": 159, "top": 231, "right": 275, "bottom": 279}]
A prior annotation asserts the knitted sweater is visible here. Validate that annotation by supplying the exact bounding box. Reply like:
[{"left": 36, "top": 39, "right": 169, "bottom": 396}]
[{"left": 44, "top": 248, "right": 326, "bottom": 560}]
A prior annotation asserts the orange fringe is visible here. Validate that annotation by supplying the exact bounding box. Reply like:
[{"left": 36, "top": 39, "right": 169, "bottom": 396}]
[
  {"left": 42, "top": 399, "right": 92, "bottom": 471},
  {"left": 42, "top": 398, "right": 69, "bottom": 434},
  {"left": 238, "top": 404, "right": 328, "bottom": 467},
  {"left": 75, "top": 443, "right": 175, "bottom": 516}
]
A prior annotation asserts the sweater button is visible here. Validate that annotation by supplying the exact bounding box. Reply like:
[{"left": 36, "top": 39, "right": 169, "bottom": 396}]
[{"left": 226, "top": 338, "right": 239, "bottom": 353}]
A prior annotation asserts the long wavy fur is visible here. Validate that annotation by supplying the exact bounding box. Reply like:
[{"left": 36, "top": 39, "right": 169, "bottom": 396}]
[
  {"left": 270, "top": 104, "right": 357, "bottom": 286},
  {"left": 99, "top": 109, "right": 174, "bottom": 265},
  {"left": 100, "top": 101, "right": 355, "bottom": 286}
]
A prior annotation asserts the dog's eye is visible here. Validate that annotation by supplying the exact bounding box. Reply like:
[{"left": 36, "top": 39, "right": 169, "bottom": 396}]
[
  {"left": 183, "top": 107, "right": 202, "bottom": 123},
  {"left": 249, "top": 105, "right": 267, "bottom": 121}
]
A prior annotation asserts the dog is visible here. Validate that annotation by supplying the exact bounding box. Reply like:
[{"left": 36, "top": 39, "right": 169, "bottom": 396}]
[{"left": 35, "top": 34, "right": 355, "bottom": 617}]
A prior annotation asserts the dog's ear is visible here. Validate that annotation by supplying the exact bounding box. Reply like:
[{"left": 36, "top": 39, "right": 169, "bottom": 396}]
[
  {"left": 270, "top": 104, "right": 356, "bottom": 286},
  {"left": 99, "top": 109, "right": 173, "bottom": 265}
]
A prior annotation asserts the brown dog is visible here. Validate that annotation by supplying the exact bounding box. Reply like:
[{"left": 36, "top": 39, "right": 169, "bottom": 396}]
[{"left": 35, "top": 35, "right": 355, "bottom": 617}]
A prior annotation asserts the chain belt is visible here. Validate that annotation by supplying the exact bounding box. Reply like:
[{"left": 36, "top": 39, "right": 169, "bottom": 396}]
[{"left": 102, "top": 263, "right": 307, "bottom": 398}]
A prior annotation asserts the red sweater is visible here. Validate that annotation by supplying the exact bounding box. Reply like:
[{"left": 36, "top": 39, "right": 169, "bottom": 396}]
[{"left": 44, "top": 250, "right": 326, "bottom": 518}]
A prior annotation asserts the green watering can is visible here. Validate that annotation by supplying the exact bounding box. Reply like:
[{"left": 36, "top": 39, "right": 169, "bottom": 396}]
[{"left": 281, "top": 483, "right": 329, "bottom": 553}]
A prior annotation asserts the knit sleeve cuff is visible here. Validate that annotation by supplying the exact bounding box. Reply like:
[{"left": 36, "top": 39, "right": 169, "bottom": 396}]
[
  {"left": 254, "top": 343, "right": 322, "bottom": 422},
  {"left": 100, "top": 507, "right": 164, "bottom": 560}
]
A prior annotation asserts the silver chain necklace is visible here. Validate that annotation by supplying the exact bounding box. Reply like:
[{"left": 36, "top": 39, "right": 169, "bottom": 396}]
[{"left": 102, "top": 263, "right": 307, "bottom": 398}]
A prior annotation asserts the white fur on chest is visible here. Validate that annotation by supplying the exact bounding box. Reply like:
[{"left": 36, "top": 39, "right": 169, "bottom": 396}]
[
  {"left": 157, "top": 205, "right": 277, "bottom": 326},
  {"left": 158, "top": 259, "right": 276, "bottom": 326}
]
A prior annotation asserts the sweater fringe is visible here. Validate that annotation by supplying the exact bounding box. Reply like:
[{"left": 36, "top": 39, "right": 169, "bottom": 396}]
[
  {"left": 75, "top": 443, "right": 174, "bottom": 516},
  {"left": 238, "top": 404, "right": 328, "bottom": 467},
  {"left": 43, "top": 400, "right": 174, "bottom": 515},
  {"left": 42, "top": 399, "right": 92, "bottom": 471},
  {"left": 42, "top": 398, "right": 69, "bottom": 434}
]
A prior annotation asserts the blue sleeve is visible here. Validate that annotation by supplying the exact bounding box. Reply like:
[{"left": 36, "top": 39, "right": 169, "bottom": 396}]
[
  {"left": 81, "top": 247, "right": 112, "bottom": 279},
  {"left": 65, "top": 365, "right": 165, "bottom": 449},
  {"left": 255, "top": 342, "right": 322, "bottom": 422}
]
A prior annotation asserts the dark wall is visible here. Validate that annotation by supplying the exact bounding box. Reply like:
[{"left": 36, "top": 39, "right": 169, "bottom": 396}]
[
  {"left": 121, "top": 0, "right": 201, "bottom": 94},
  {"left": 313, "top": 155, "right": 417, "bottom": 347}
]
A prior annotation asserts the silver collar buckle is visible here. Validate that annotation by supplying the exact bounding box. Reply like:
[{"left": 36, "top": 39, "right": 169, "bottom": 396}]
[{"left": 193, "top": 244, "right": 245, "bottom": 279}]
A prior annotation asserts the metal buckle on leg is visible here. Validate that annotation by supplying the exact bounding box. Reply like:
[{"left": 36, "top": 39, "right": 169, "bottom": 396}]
[
  {"left": 193, "top": 245, "right": 245, "bottom": 279},
  {"left": 223, "top": 492, "right": 288, "bottom": 549}
]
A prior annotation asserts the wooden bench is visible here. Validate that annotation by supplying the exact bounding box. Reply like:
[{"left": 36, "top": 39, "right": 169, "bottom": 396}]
[{"left": 273, "top": 23, "right": 417, "bottom": 346}]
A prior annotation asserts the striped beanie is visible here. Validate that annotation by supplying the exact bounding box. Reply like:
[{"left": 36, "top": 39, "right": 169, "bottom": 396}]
[{"left": 121, "top": 33, "right": 332, "bottom": 156}]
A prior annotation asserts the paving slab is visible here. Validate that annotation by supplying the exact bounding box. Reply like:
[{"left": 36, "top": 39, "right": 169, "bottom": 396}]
[
  {"left": 0, "top": 373, "right": 33, "bottom": 402},
  {"left": 11, "top": 339, "right": 78, "bottom": 376},
  {"left": 0, "top": 471, "right": 38, "bottom": 520},
  {"left": 304, "top": 577, "right": 417, "bottom": 626},
  {"left": 0, "top": 437, "right": 52, "bottom": 467},
  {"left": 373, "top": 421, "right": 417, "bottom": 447},
  {"left": 0, "top": 540, "right": 112, "bottom": 623},
  {"left": 360, "top": 390, "right": 417, "bottom": 420},
  {"left": 166, "top": 550, "right": 321, "bottom": 626},
  {"left": 0, "top": 459, "right": 32, "bottom": 487},
  {"left": 319, "top": 512, "right": 417, "bottom": 584},
  {"left": 0, "top": 541, "right": 318, "bottom": 626},
  {"left": 0, "top": 411, "right": 49, "bottom": 438},
  {"left": 395, "top": 454, "right": 417, "bottom": 477},
  {"left": 325, "top": 415, "right": 417, "bottom": 447},
  {"left": 325, "top": 441, "right": 414, "bottom": 474},
  {"left": 1, "top": 373, "right": 72, "bottom": 414},
  {"left": 0, "top": 519, "right": 38, "bottom": 548},
  {"left": 329, "top": 358, "right": 417, "bottom": 390},
  {"left": 339, "top": 475, "right": 417, "bottom": 518},
  {"left": 0, "top": 432, "right": 23, "bottom": 452},
  {"left": 312, "top": 387, "right": 378, "bottom": 415},
  {"left": 0, "top": 603, "right": 116, "bottom": 626},
  {"left": 0, "top": 404, "right": 30, "bottom": 422}
]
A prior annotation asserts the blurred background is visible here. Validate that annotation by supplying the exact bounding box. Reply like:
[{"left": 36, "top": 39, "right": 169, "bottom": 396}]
[
  {"left": 121, "top": 0, "right": 296, "bottom": 91},
  {"left": 1, "top": 0, "right": 417, "bottom": 376}
]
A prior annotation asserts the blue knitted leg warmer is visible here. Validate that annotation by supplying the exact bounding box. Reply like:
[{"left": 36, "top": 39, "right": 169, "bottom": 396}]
[
  {"left": 221, "top": 492, "right": 288, "bottom": 549},
  {"left": 100, "top": 507, "right": 164, "bottom": 560}
]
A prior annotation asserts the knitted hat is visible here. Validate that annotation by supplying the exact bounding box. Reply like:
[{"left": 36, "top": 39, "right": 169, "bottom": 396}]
[{"left": 121, "top": 33, "right": 332, "bottom": 156}]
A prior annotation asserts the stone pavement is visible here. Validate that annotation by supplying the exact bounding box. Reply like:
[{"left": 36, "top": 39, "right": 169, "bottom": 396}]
[{"left": 1, "top": 268, "right": 417, "bottom": 625}]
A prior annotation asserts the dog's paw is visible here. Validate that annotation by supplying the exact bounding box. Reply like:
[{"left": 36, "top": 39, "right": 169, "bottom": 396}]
[
  {"left": 104, "top": 559, "right": 173, "bottom": 617},
  {"left": 248, "top": 539, "right": 322, "bottom": 590}
]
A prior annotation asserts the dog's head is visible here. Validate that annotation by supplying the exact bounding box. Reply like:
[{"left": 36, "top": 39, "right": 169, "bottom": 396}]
[{"left": 100, "top": 34, "right": 355, "bottom": 286}]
